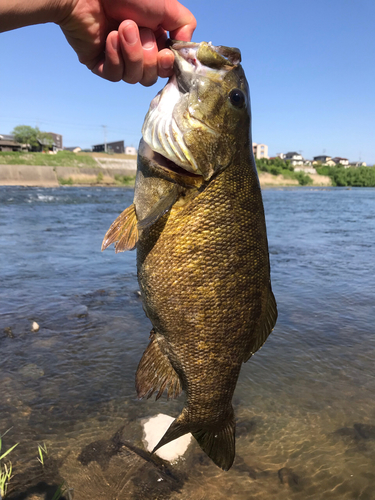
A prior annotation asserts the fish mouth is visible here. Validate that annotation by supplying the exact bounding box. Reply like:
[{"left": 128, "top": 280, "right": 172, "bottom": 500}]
[
  {"left": 141, "top": 40, "right": 242, "bottom": 179},
  {"left": 139, "top": 139, "right": 203, "bottom": 187}
]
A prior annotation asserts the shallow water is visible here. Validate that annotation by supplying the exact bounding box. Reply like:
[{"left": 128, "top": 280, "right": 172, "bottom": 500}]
[{"left": 1, "top": 186, "right": 374, "bottom": 499}]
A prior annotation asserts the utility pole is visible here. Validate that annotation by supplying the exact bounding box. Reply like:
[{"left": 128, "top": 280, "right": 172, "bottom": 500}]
[{"left": 102, "top": 125, "right": 107, "bottom": 153}]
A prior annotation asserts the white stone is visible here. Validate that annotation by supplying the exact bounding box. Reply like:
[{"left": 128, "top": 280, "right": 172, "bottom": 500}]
[
  {"left": 31, "top": 321, "right": 40, "bottom": 332},
  {"left": 142, "top": 413, "right": 192, "bottom": 462}
]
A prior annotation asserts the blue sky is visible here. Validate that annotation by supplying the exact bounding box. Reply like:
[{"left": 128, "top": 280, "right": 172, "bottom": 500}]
[{"left": 1, "top": 0, "right": 374, "bottom": 164}]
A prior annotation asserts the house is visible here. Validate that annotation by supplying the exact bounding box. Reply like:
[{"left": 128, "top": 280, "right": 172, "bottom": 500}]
[
  {"left": 35, "top": 138, "right": 58, "bottom": 153},
  {"left": 93, "top": 140, "right": 125, "bottom": 154},
  {"left": 313, "top": 155, "right": 336, "bottom": 166},
  {"left": 125, "top": 146, "right": 137, "bottom": 155},
  {"left": 332, "top": 157, "right": 349, "bottom": 166},
  {"left": 47, "top": 132, "right": 63, "bottom": 150},
  {"left": 253, "top": 143, "right": 269, "bottom": 159},
  {"left": 350, "top": 161, "right": 367, "bottom": 167},
  {"left": 0, "top": 138, "right": 23, "bottom": 152},
  {"left": 64, "top": 147, "right": 82, "bottom": 153},
  {"left": 284, "top": 152, "right": 304, "bottom": 166}
]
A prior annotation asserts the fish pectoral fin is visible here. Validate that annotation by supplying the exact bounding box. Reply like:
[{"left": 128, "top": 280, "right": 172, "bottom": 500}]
[
  {"left": 244, "top": 288, "right": 278, "bottom": 362},
  {"left": 137, "top": 185, "right": 181, "bottom": 231},
  {"left": 101, "top": 203, "right": 139, "bottom": 253},
  {"left": 192, "top": 414, "right": 236, "bottom": 471},
  {"left": 136, "top": 330, "right": 182, "bottom": 400}
]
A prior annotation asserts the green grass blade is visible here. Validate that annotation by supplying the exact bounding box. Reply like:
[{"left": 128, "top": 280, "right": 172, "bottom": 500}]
[{"left": 0, "top": 442, "right": 18, "bottom": 461}]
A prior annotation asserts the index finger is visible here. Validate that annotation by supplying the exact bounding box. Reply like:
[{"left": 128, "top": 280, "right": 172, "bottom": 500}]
[{"left": 161, "top": 0, "right": 197, "bottom": 41}]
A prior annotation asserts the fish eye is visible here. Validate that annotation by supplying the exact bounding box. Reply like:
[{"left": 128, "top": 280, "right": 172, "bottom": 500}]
[{"left": 229, "top": 88, "right": 245, "bottom": 108}]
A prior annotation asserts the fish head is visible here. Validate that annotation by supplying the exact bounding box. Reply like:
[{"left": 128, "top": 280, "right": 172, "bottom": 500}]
[{"left": 142, "top": 41, "right": 251, "bottom": 182}]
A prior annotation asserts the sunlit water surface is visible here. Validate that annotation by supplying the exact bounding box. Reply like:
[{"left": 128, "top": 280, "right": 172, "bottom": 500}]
[{"left": 1, "top": 186, "right": 374, "bottom": 499}]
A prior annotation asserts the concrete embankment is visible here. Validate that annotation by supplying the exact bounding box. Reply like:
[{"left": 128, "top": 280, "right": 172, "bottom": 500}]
[
  {"left": 0, "top": 159, "right": 137, "bottom": 187},
  {"left": 0, "top": 164, "right": 59, "bottom": 187},
  {"left": 0, "top": 162, "right": 331, "bottom": 187}
]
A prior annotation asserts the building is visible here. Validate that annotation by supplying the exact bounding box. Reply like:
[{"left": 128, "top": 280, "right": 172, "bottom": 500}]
[
  {"left": 284, "top": 152, "right": 304, "bottom": 166},
  {"left": 253, "top": 143, "right": 269, "bottom": 159},
  {"left": 350, "top": 161, "right": 367, "bottom": 167},
  {"left": 47, "top": 132, "right": 63, "bottom": 150},
  {"left": 332, "top": 157, "right": 349, "bottom": 166},
  {"left": 64, "top": 146, "right": 82, "bottom": 153},
  {"left": 93, "top": 140, "right": 125, "bottom": 154},
  {"left": 0, "top": 135, "right": 23, "bottom": 152},
  {"left": 125, "top": 146, "right": 137, "bottom": 155},
  {"left": 313, "top": 155, "right": 336, "bottom": 166}
]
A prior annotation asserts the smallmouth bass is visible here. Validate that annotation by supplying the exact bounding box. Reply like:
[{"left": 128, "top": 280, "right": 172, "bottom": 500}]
[{"left": 102, "top": 40, "right": 277, "bottom": 470}]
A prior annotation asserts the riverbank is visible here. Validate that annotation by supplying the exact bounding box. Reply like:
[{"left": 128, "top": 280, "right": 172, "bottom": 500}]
[{"left": 0, "top": 163, "right": 332, "bottom": 188}]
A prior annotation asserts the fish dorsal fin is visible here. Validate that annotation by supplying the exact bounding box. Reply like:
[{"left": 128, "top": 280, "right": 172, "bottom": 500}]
[
  {"left": 101, "top": 203, "right": 139, "bottom": 253},
  {"left": 137, "top": 185, "right": 180, "bottom": 231},
  {"left": 244, "top": 288, "right": 278, "bottom": 362},
  {"left": 136, "top": 330, "right": 182, "bottom": 400}
]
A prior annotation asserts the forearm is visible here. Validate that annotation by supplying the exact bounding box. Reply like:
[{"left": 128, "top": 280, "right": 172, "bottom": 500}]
[{"left": 0, "top": 0, "right": 73, "bottom": 32}]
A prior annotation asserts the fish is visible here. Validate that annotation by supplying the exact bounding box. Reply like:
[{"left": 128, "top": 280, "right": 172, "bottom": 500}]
[{"left": 102, "top": 40, "right": 277, "bottom": 471}]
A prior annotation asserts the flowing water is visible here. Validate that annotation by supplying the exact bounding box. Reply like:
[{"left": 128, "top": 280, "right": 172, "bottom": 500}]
[{"left": 0, "top": 186, "right": 374, "bottom": 499}]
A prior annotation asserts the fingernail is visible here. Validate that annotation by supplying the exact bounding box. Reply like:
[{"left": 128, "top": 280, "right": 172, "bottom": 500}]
[
  {"left": 111, "top": 35, "right": 118, "bottom": 51},
  {"left": 140, "top": 30, "right": 155, "bottom": 50},
  {"left": 124, "top": 24, "right": 138, "bottom": 45},
  {"left": 161, "top": 54, "right": 174, "bottom": 70}
]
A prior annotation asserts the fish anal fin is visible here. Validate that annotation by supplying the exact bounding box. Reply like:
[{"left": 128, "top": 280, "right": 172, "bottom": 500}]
[
  {"left": 136, "top": 330, "right": 182, "bottom": 400},
  {"left": 101, "top": 203, "right": 139, "bottom": 253},
  {"left": 244, "top": 288, "right": 278, "bottom": 362}
]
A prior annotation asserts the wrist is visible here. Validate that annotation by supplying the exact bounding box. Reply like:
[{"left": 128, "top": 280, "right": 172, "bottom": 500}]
[{"left": 0, "top": 0, "right": 75, "bottom": 32}]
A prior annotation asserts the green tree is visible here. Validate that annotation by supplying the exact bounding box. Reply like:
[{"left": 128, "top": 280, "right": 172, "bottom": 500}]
[
  {"left": 12, "top": 125, "right": 40, "bottom": 149},
  {"left": 37, "top": 131, "right": 54, "bottom": 152}
]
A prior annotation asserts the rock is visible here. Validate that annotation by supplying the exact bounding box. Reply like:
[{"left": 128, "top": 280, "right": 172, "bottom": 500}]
[
  {"left": 278, "top": 467, "right": 300, "bottom": 488},
  {"left": 233, "top": 456, "right": 257, "bottom": 479},
  {"left": 31, "top": 321, "right": 40, "bottom": 332},
  {"left": 18, "top": 364, "right": 44, "bottom": 380},
  {"left": 236, "top": 418, "right": 257, "bottom": 438},
  {"left": 353, "top": 423, "right": 375, "bottom": 439},
  {"left": 4, "top": 326, "right": 14, "bottom": 338},
  {"left": 65, "top": 428, "right": 184, "bottom": 500},
  {"left": 70, "top": 305, "right": 88, "bottom": 318},
  {"left": 142, "top": 414, "right": 192, "bottom": 462}
]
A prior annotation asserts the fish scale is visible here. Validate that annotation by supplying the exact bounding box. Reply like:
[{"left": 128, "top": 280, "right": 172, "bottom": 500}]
[{"left": 102, "top": 40, "right": 277, "bottom": 470}]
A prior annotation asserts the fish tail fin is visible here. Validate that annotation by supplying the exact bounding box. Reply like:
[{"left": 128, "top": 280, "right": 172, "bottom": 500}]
[
  {"left": 192, "top": 412, "right": 236, "bottom": 471},
  {"left": 152, "top": 408, "right": 236, "bottom": 471}
]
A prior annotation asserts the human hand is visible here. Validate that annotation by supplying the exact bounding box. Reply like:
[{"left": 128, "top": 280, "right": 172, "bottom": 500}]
[{"left": 58, "top": 0, "right": 196, "bottom": 86}]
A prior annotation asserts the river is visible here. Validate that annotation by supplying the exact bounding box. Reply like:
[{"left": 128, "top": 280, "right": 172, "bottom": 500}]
[{"left": 1, "top": 186, "right": 374, "bottom": 499}]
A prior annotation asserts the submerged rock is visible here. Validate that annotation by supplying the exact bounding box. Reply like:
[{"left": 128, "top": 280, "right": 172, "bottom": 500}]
[
  {"left": 18, "top": 363, "right": 44, "bottom": 380},
  {"left": 70, "top": 305, "right": 88, "bottom": 318},
  {"left": 31, "top": 321, "right": 40, "bottom": 332},
  {"left": 4, "top": 326, "right": 14, "bottom": 338},
  {"left": 142, "top": 414, "right": 192, "bottom": 462},
  {"left": 353, "top": 423, "right": 375, "bottom": 439},
  {"left": 278, "top": 467, "right": 300, "bottom": 488},
  {"left": 64, "top": 427, "right": 184, "bottom": 500}
]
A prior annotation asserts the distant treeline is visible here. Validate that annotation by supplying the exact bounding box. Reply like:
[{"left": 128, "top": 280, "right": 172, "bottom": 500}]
[
  {"left": 256, "top": 158, "right": 312, "bottom": 186},
  {"left": 316, "top": 165, "right": 375, "bottom": 187}
]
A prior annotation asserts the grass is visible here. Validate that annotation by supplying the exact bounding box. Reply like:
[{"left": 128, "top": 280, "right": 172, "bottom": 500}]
[
  {"left": 51, "top": 482, "right": 73, "bottom": 500},
  {"left": 114, "top": 174, "right": 136, "bottom": 186},
  {"left": 37, "top": 443, "right": 48, "bottom": 466},
  {"left": 256, "top": 158, "right": 313, "bottom": 186},
  {"left": 0, "top": 429, "right": 19, "bottom": 498},
  {"left": 0, "top": 150, "right": 97, "bottom": 168},
  {"left": 316, "top": 165, "right": 375, "bottom": 187}
]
